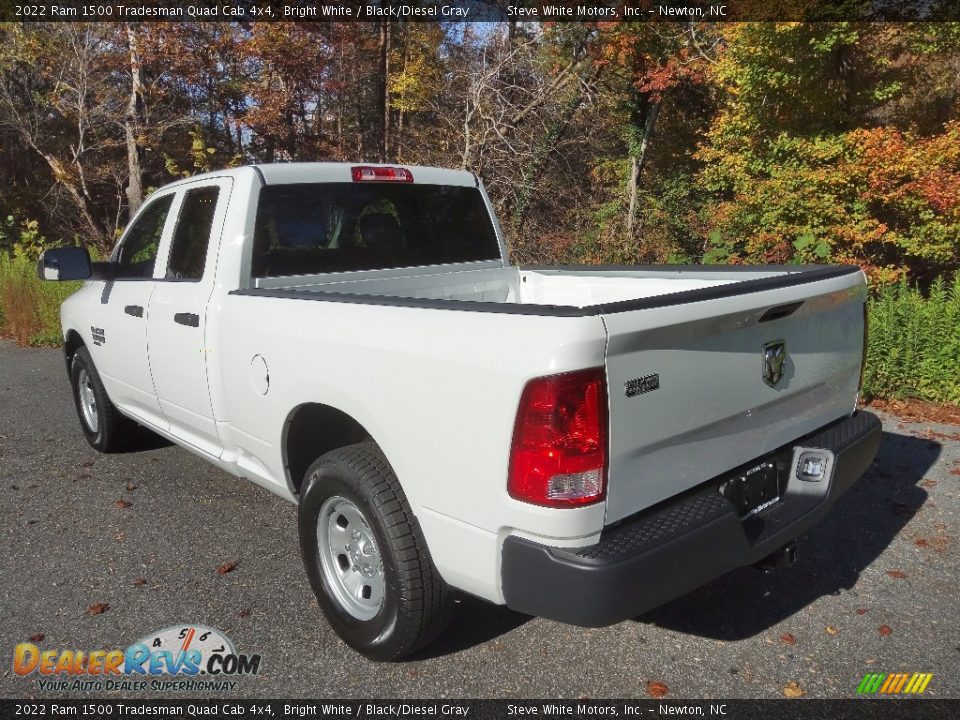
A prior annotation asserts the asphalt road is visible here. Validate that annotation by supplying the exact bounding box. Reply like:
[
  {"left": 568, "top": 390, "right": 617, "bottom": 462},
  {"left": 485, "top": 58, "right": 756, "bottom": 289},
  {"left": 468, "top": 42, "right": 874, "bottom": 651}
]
[{"left": 1, "top": 339, "right": 958, "bottom": 699}]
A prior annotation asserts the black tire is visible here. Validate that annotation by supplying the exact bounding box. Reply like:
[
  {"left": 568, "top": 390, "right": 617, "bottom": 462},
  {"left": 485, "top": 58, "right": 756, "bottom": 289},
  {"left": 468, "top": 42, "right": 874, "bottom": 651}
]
[
  {"left": 69, "top": 346, "right": 136, "bottom": 452},
  {"left": 298, "top": 442, "right": 452, "bottom": 660}
]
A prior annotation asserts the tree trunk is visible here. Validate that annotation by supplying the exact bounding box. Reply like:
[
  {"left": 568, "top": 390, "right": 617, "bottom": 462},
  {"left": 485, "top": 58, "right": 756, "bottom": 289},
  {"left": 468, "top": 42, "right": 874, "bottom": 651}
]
[
  {"left": 377, "top": 19, "right": 391, "bottom": 163},
  {"left": 397, "top": 109, "right": 405, "bottom": 162},
  {"left": 625, "top": 100, "right": 660, "bottom": 235},
  {"left": 512, "top": 92, "right": 579, "bottom": 235},
  {"left": 41, "top": 152, "right": 110, "bottom": 250},
  {"left": 124, "top": 23, "right": 145, "bottom": 218}
]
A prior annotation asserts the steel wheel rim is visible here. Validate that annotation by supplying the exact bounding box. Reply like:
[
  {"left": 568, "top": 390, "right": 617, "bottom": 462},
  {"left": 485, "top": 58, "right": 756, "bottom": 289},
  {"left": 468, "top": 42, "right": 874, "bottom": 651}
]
[
  {"left": 77, "top": 368, "right": 99, "bottom": 434},
  {"left": 317, "top": 495, "right": 384, "bottom": 621}
]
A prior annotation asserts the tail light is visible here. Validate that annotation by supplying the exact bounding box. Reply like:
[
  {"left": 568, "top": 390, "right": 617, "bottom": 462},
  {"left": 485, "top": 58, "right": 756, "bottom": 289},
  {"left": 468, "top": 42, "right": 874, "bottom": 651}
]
[
  {"left": 351, "top": 166, "right": 414, "bottom": 182},
  {"left": 508, "top": 368, "right": 608, "bottom": 508}
]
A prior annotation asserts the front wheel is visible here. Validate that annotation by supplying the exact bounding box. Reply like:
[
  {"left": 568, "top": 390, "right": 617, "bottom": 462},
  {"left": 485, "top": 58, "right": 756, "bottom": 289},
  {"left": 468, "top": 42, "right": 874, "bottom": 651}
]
[
  {"left": 69, "top": 347, "right": 136, "bottom": 452},
  {"left": 298, "top": 442, "right": 452, "bottom": 660}
]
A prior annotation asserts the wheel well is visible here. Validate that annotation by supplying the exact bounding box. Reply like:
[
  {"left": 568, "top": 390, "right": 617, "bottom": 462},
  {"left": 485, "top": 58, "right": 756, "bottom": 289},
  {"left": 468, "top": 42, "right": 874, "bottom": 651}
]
[
  {"left": 284, "top": 403, "right": 371, "bottom": 496},
  {"left": 64, "top": 330, "right": 85, "bottom": 373}
]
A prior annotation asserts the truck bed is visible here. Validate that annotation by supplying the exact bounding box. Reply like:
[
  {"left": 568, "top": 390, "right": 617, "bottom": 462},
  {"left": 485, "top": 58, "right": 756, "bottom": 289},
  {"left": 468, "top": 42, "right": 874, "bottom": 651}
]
[
  {"left": 234, "top": 261, "right": 866, "bottom": 525},
  {"left": 240, "top": 263, "right": 861, "bottom": 316}
]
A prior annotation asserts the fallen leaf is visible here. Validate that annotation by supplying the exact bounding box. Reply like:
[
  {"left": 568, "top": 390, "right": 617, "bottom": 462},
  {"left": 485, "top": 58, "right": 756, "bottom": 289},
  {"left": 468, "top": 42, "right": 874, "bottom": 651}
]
[
  {"left": 646, "top": 681, "right": 669, "bottom": 698},
  {"left": 115, "top": 499, "right": 131, "bottom": 509},
  {"left": 914, "top": 538, "right": 929, "bottom": 548},
  {"left": 133, "top": 578, "right": 147, "bottom": 587},
  {"left": 920, "top": 479, "right": 938, "bottom": 488},
  {"left": 216, "top": 560, "right": 238, "bottom": 575},
  {"left": 856, "top": 608, "right": 868, "bottom": 615},
  {"left": 86, "top": 603, "right": 110, "bottom": 616},
  {"left": 780, "top": 633, "right": 797, "bottom": 646},
  {"left": 81, "top": 460, "right": 94, "bottom": 468},
  {"left": 78, "top": 473, "right": 91, "bottom": 480},
  {"left": 783, "top": 681, "right": 806, "bottom": 698},
  {"left": 29, "top": 633, "right": 45, "bottom": 643},
  {"left": 238, "top": 608, "right": 251, "bottom": 618},
  {"left": 826, "top": 626, "right": 839, "bottom": 635},
  {"left": 126, "top": 483, "right": 138, "bottom": 492},
  {"left": 886, "top": 570, "right": 907, "bottom": 579},
  {"left": 879, "top": 625, "right": 893, "bottom": 636}
]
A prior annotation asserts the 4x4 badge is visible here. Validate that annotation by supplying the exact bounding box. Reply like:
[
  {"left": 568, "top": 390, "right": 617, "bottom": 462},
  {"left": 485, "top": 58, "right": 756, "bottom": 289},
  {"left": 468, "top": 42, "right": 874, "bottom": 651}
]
[{"left": 762, "top": 340, "right": 787, "bottom": 387}]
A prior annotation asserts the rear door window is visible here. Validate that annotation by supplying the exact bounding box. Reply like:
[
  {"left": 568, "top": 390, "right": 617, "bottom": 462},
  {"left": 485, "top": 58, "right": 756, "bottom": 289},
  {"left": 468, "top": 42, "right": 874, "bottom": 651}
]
[{"left": 165, "top": 186, "right": 221, "bottom": 281}]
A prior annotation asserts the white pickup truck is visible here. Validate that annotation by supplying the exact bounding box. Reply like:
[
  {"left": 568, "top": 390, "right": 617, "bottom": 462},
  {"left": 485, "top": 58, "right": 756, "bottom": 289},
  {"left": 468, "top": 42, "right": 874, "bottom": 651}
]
[{"left": 40, "top": 162, "right": 881, "bottom": 660}]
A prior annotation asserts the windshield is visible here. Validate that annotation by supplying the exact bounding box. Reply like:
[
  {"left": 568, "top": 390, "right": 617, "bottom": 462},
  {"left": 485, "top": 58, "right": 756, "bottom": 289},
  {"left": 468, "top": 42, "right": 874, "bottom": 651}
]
[{"left": 251, "top": 182, "right": 501, "bottom": 277}]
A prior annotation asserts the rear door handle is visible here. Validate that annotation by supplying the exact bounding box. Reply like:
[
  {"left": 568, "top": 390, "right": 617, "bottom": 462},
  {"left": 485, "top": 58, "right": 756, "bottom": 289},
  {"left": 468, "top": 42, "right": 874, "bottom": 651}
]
[
  {"left": 173, "top": 312, "right": 200, "bottom": 327},
  {"left": 124, "top": 305, "right": 144, "bottom": 318}
]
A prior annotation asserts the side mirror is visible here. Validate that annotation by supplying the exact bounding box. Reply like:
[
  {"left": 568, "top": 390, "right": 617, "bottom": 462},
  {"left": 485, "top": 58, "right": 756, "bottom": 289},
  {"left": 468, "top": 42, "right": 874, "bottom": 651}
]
[{"left": 37, "top": 247, "right": 92, "bottom": 281}]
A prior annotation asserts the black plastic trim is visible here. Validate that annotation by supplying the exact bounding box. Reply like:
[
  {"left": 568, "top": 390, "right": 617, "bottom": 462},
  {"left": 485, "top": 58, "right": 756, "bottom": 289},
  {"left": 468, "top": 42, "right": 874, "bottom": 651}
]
[
  {"left": 501, "top": 411, "right": 882, "bottom": 627},
  {"left": 173, "top": 312, "right": 200, "bottom": 327},
  {"left": 229, "top": 264, "right": 861, "bottom": 318},
  {"left": 123, "top": 305, "right": 144, "bottom": 318},
  {"left": 251, "top": 165, "right": 267, "bottom": 186},
  {"left": 759, "top": 301, "right": 804, "bottom": 322}
]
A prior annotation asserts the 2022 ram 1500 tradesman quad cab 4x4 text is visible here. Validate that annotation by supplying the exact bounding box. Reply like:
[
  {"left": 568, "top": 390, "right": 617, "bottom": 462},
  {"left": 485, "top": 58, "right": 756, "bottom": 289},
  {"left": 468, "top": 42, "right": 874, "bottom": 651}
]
[{"left": 39, "top": 163, "right": 881, "bottom": 660}]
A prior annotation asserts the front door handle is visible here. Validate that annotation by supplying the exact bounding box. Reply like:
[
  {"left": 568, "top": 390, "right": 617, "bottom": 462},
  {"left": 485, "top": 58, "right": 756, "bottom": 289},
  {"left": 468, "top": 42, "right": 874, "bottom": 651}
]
[
  {"left": 173, "top": 312, "right": 200, "bottom": 327},
  {"left": 124, "top": 305, "right": 144, "bottom": 318}
]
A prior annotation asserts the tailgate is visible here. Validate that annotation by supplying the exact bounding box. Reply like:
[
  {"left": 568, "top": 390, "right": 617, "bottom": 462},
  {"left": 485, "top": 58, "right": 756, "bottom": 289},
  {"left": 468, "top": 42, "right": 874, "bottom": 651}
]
[{"left": 602, "top": 270, "right": 866, "bottom": 525}]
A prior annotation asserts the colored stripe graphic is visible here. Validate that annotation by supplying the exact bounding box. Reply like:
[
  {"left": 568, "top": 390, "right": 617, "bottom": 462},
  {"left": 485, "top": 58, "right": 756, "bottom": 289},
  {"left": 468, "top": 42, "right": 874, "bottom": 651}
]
[
  {"left": 857, "top": 672, "right": 932, "bottom": 694},
  {"left": 857, "top": 673, "right": 886, "bottom": 693}
]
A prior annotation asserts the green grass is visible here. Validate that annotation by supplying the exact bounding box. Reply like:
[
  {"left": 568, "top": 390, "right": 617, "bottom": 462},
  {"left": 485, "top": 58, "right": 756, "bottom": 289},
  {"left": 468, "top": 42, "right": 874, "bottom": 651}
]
[
  {"left": 863, "top": 276, "right": 960, "bottom": 405},
  {"left": 0, "top": 251, "right": 82, "bottom": 346}
]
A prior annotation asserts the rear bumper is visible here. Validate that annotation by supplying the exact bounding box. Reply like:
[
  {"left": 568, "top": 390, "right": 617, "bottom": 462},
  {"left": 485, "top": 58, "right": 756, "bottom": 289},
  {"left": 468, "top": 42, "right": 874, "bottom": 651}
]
[{"left": 501, "top": 411, "right": 882, "bottom": 627}]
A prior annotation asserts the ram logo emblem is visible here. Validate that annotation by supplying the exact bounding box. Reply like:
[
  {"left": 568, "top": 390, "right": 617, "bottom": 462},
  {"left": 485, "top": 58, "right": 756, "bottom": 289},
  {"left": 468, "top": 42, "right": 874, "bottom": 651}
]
[{"left": 762, "top": 340, "right": 787, "bottom": 387}]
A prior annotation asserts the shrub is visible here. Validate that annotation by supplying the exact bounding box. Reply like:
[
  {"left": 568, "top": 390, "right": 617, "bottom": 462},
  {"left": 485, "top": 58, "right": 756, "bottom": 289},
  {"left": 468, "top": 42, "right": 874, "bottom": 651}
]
[
  {"left": 863, "top": 276, "right": 960, "bottom": 405},
  {"left": 0, "top": 250, "right": 81, "bottom": 347}
]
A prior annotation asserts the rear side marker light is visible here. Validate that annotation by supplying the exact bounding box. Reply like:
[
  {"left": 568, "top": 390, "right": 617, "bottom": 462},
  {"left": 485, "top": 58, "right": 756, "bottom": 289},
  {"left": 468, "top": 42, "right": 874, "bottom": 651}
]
[
  {"left": 351, "top": 166, "right": 414, "bottom": 182},
  {"left": 508, "top": 368, "right": 608, "bottom": 508}
]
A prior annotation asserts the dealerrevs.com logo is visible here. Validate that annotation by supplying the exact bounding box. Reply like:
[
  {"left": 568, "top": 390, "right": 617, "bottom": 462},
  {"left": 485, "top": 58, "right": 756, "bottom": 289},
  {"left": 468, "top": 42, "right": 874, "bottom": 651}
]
[{"left": 13, "top": 625, "right": 261, "bottom": 692}]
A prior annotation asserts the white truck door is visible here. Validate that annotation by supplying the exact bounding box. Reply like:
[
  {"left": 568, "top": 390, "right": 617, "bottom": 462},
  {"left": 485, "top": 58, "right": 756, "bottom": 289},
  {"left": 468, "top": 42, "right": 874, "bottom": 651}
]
[
  {"left": 146, "top": 178, "right": 232, "bottom": 457},
  {"left": 92, "top": 192, "right": 176, "bottom": 429}
]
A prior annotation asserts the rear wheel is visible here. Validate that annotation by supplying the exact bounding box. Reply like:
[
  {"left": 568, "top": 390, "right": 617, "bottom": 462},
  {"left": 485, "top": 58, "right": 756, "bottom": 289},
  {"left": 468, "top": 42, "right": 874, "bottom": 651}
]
[
  {"left": 298, "top": 442, "right": 452, "bottom": 660},
  {"left": 70, "top": 347, "right": 136, "bottom": 452}
]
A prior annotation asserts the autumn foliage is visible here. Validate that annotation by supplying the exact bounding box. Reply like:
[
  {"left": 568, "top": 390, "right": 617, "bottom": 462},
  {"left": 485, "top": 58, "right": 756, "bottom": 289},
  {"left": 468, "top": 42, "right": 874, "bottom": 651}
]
[{"left": 1, "top": 20, "right": 959, "bottom": 402}]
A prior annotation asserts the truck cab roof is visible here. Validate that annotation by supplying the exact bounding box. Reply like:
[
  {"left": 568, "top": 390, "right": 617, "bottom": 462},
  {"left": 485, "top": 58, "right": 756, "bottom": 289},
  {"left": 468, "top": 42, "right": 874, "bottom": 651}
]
[{"left": 158, "top": 162, "right": 479, "bottom": 190}]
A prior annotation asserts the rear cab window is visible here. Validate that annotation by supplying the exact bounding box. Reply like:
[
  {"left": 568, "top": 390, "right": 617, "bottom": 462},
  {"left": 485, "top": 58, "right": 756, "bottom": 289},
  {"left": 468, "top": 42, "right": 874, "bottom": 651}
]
[{"left": 251, "top": 183, "right": 501, "bottom": 278}]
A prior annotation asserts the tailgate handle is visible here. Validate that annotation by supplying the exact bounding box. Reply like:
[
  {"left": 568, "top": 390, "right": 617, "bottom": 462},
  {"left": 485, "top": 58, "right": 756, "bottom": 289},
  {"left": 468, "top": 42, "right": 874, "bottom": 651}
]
[
  {"left": 759, "top": 301, "right": 803, "bottom": 323},
  {"left": 174, "top": 312, "right": 200, "bottom": 327},
  {"left": 124, "top": 305, "right": 144, "bottom": 318}
]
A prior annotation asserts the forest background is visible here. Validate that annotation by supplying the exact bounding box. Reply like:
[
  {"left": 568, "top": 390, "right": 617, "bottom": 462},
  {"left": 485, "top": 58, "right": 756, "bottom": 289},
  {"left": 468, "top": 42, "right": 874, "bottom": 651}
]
[{"left": 1, "top": 20, "right": 958, "bottom": 403}]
